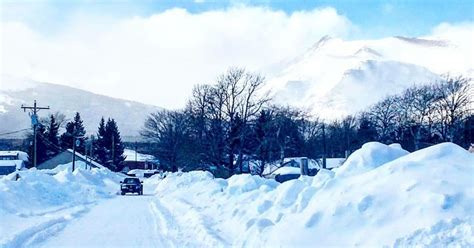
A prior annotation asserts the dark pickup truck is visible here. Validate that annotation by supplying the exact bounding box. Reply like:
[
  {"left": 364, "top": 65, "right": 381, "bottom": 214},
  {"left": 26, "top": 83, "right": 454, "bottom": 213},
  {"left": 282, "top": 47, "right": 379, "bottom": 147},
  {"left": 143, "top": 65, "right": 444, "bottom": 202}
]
[{"left": 120, "top": 177, "right": 143, "bottom": 195}]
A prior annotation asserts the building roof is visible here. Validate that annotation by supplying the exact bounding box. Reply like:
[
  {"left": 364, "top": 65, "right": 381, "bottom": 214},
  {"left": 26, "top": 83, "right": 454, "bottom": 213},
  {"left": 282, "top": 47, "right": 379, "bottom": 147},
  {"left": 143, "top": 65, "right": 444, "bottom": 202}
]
[
  {"left": 65, "top": 149, "right": 106, "bottom": 169},
  {"left": 0, "top": 151, "right": 29, "bottom": 162},
  {"left": 37, "top": 149, "right": 106, "bottom": 170},
  {"left": 123, "top": 149, "right": 157, "bottom": 162}
]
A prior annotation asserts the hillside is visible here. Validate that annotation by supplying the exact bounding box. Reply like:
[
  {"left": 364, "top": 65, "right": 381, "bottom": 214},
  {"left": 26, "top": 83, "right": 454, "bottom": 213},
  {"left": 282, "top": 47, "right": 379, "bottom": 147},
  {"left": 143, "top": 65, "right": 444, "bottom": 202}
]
[{"left": 0, "top": 76, "right": 160, "bottom": 139}]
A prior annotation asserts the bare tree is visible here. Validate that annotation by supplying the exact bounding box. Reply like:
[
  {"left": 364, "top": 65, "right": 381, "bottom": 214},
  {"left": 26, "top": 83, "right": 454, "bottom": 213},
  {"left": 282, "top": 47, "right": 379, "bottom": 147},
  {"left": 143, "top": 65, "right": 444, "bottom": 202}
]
[
  {"left": 400, "top": 84, "right": 439, "bottom": 149},
  {"left": 368, "top": 95, "right": 400, "bottom": 143},
  {"left": 217, "top": 67, "right": 270, "bottom": 172},
  {"left": 141, "top": 110, "right": 190, "bottom": 172},
  {"left": 434, "top": 75, "right": 472, "bottom": 142}
]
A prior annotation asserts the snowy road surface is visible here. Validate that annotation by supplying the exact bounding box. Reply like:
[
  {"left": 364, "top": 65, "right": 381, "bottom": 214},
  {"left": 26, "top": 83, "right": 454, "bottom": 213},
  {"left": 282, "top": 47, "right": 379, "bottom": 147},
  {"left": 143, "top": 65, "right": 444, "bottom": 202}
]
[
  {"left": 10, "top": 185, "right": 229, "bottom": 248},
  {"left": 39, "top": 196, "right": 171, "bottom": 247}
]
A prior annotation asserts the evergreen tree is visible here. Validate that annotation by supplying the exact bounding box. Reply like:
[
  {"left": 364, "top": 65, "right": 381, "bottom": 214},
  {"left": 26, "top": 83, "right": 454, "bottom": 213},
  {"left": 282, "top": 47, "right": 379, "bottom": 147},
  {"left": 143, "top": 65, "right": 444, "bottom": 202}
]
[
  {"left": 93, "top": 117, "right": 108, "bottom": 165},
  {"left": 60, "top": 112, "right": 86, "bottom": 154},
  {"left": 45, "top": 114, "right": 60, "bottom": 157},
  {"left": 72, "top": 112, "right": 86, "bottom": 154},
  {"left": 46, "top": 115, "right": 60, "bottom": 147},
  {"left": 254, "top": 110, "right": 274, "bottom": 175},
  {"left": 60, "top": 121, "right": 75, "bottom": 150},
  {"left": 105, "top": 118, "right": 125, "bottom": 171}
]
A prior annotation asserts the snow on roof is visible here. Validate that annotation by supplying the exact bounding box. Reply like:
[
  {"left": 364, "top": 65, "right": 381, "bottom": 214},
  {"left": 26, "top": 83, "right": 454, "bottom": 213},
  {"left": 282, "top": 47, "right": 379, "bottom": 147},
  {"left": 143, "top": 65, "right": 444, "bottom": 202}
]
[
  {"left": 0, "top": 151, "right": 29, "bottom": 162},
  {"left": 128, "top": 169, "right": 159, "bottom": 174},
  {"left": 0, "top": 160, "right": 24, "bottom": 169},
  {"left": 271, "top": 166, "right": 301, "bottom": 176},
  {"left": 123, "top": 149, "right": 156, "bottom": 162}
]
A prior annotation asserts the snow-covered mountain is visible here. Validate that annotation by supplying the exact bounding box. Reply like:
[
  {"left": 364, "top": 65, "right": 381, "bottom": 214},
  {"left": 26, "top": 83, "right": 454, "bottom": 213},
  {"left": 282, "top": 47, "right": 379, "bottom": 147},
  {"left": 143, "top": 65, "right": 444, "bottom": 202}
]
[
  {"left": 0, "top": 75, "right": 160, "bottom": 139},
  {"left": 266, "top": 35, "right": 473, "bottom": 118}
]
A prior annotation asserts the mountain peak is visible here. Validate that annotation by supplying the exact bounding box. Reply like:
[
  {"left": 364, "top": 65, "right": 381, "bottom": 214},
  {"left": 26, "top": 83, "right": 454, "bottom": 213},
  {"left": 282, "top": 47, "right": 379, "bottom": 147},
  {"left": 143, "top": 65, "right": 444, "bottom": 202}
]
[
  {"left": 354, "top": 46, "right": 382, "bottom": 58},
  {"left": 309, "top": 35, "right": 334, "bottom": 51}
]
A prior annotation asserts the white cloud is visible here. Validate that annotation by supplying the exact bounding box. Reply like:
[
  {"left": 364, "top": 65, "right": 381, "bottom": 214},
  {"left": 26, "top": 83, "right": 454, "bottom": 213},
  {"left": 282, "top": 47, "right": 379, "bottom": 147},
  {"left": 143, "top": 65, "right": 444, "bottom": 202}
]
[
  {"left": 428, "top": 22, "right": 474, "bottom": 46},
  {"left": 1, "top": 6, "right": 354, "bottom": 108},
  {"left": 426, "top": 22, "right": 474, "bottom": 75}
]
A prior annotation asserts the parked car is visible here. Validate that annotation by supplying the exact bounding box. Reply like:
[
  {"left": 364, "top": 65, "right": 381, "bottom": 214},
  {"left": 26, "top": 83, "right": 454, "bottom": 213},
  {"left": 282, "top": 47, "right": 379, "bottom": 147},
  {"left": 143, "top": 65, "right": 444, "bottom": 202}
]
[{"left": 120, "top": 177, "right": 143, "bottom": 195}]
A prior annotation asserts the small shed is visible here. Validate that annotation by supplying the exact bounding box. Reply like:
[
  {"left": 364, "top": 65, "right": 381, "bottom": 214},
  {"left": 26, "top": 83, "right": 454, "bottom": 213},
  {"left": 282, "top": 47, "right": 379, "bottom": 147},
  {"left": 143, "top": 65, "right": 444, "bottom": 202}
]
[{"left": 0, "top": 151, "right": 28, "bottom": 175}]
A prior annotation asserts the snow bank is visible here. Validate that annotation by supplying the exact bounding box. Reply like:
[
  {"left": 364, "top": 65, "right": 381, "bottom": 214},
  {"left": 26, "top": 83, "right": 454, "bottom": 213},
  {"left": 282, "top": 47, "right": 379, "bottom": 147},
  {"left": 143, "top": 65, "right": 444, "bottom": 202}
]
[
  {"left": 394, "top": 217, "right": 474, "bottom": 247},
  {"left": 0, "top": 161, "right": 122, "bottom": 215},
  {"left": 152, "top": 142, "right": 473, "bottom": 247},
  {"left": 0, "top": 161, "right": 123, "bottom": 246},
  {"left": 334, "top": 142, "right": 409, "bottom": 177},
  {"left": 155, "top": 170, "right": 227, "bottom": 196},
  {"left": 227, "top": 174, "right": 278, "bottom": 195}
]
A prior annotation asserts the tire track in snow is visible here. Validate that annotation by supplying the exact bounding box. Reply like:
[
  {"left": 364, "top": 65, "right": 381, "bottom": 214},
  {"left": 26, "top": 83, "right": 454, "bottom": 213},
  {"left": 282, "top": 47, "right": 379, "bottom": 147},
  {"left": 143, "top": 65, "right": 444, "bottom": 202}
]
[
  {"left": 157, "top": 197, "right": 230, "bottom": 247},
  {"left": 2, "top": 205, "right": 90, "bottom": 248},
  {"left": 148, "top": 200, "right": 174, "bottom": 247}
]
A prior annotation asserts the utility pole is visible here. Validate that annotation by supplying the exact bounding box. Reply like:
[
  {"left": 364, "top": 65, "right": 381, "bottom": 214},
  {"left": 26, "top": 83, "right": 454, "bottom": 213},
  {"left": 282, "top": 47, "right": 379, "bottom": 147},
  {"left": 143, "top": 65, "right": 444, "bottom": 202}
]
[
  {"left": 72, "top": 136, "right": 77, "bottom": 171},
  {"left": 21, "top": 100, "right": 50, "bottom": 168},
  {"left": 322, "top": 123, "right": 327, "bottom": 169},
  {"left": 135, "top": 141, "right": 138, "bottom": 169},
  {"left": 89, "top": 135, "right": 94, "bottom": 170},
  {"left": 72, "top": 135, "right": 84, "bottom": 171},
  {"left": 111, "top": 135, "right": 115, "bottom": 170}
]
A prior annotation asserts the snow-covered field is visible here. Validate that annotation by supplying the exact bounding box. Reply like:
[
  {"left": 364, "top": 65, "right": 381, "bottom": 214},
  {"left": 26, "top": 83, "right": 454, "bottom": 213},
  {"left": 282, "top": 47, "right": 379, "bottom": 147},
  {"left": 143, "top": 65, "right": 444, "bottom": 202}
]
[{"left": 1, "top": 142, "right": 473, "bottom": 247}]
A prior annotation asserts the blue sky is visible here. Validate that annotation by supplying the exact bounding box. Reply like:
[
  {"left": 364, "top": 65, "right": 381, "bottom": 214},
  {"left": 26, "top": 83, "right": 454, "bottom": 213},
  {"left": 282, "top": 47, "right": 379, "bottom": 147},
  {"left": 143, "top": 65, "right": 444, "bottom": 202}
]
[{"left": 2, "top": 0, "right": 473, "bottom": 39}]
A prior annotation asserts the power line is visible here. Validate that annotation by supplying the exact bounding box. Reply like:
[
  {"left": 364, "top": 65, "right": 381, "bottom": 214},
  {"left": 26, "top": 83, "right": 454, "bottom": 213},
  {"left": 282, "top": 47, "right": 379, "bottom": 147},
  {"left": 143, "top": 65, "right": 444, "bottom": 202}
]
[
  {"left": 0, "top": 128, "right": 30, "bottom": 137},
  {"left": 36, "top": 132, "right": 65, "bottom": 153},
  {"left": 21, "top": 100, "right": 50, "bottom": 167}
]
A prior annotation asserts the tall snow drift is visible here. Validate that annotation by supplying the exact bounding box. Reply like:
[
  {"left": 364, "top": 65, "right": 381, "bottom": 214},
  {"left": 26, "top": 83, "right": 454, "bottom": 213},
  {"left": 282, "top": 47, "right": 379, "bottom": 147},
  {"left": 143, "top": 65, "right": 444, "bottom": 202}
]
[
  {"left": 0, "top": 162, "right": 121, "bottom": 216},
  {"left": 152, "top": 142, "right": 473, "bottom": 247},
  {"left": 334, "top": 142, "right": 409, "bottom": 177}
]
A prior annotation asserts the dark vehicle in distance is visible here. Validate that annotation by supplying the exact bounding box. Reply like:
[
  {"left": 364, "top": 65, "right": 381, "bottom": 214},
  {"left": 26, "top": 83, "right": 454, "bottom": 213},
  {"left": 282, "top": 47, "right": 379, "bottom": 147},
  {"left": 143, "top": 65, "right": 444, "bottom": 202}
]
[{"left": 120, "top": 177, "right": 143, "bottom": 195}]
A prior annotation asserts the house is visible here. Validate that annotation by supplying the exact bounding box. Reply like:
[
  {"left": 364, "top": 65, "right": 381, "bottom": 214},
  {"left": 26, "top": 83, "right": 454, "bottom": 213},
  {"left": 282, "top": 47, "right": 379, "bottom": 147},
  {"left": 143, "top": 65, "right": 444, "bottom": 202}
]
[
  {"left": 0, "top": 151, "right": 28, "bottom": 175},
  {"left": 121, "top": 149, "right": 159, "bottom": 173},
  {"left": 37, "top": 149, "right": 105, "bottom": 170}
]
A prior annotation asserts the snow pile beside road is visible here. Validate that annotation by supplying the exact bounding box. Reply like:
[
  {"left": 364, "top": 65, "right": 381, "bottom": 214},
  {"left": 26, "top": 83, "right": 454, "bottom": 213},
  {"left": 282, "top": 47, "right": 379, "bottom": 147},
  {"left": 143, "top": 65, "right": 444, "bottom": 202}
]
[
  {"left": 394, "top": 217, "right": 474, "bottom": 247},
  {"left": 152, "top": 142, "right": 474, "bottom": 247},
  {"left": 227, "top": 174, "right": 278, "bottom": 195},
  {"left": 0, "top": 161, "right": 123, "bottom": 247},
  {"left": 0, "top": 161, "right": 122, "bottom": 216}
]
